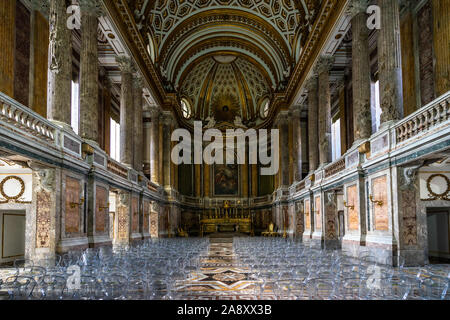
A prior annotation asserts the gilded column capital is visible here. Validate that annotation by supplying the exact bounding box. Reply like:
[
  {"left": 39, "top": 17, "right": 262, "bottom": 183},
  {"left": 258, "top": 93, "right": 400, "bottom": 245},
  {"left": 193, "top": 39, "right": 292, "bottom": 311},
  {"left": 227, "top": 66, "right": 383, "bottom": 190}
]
[
  {"left": 346, "top": 0, "right": 369, "bottom": 18},
  {"left": 315, "top": 55, "right": 335, "bottom": 74},
  {"left": 78, "top": 0, "right": 104, "bottom": 17},
  {"left": 116, "top": 56, "right": 135, "bottom": 74}
]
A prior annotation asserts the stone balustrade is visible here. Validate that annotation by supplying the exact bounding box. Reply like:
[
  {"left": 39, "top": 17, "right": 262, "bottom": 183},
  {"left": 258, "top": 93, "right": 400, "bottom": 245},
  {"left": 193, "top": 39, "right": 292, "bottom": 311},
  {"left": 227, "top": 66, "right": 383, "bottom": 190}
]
[
  {"left": 0, "top": 92, "right": 56, "bottom": 142},
  {"left": 395, "top": 92, "right": 450, "bottom": 144}
]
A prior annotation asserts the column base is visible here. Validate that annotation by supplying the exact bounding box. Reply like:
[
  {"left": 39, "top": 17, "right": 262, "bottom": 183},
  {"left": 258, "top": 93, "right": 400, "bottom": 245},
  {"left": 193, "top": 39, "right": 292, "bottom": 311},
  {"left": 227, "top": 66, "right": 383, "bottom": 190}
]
[
  {"left": 323, "top": 239, "right": 341, "bottom": 250},
  {"left": 88, "top": 235, "right": 112, "bottom": 248},
  {"left": 56, "top": 237, "right": 89, "bottom": 254}
]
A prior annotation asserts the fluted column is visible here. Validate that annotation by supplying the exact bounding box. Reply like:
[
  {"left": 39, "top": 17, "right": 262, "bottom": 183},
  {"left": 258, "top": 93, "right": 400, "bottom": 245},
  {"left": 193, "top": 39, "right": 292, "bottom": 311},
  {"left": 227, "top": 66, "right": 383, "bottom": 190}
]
[
  {"left": 306, "top": 75, "right": 319, "bottom": 173},
  {"left": 251, "top": 164, "right": 258, "bottom": 197},
  {"left": 195, "top": 164, "right": 201, "bottom": 197},
  {"left": 315, "top": 56, "right": 334, "bottom": 167},
  {"left": 133, "top": 75, "right": 144, "bottom": 172},
  {"left": 143, "top": 111, "right": 152, "bottom": 177},
  {"left": 292, "top": 108, "right": 302, "bottom": 181},
  {"left": 116, "top": 56, "right": 135, "bottom": 167},
  {"left": 149, "top": 106, "right": 160, "bottom": 184},
  {"left": 79, "top": 0, "right": 102, "bottom": 143},
  {"left": 162, "top": 111, "right": 173, "bottom": 189},
  {"left": 349, "top": 0, "right": 372, "bottom": 143},
  {"left": 203, "top": 163, "right": 210, "bottom": 197},
  {"left": 432, "top": 1, "right": 450, "bottom": 97},
  {"left": 47, "top": 0, "right": 72, "bottom": 126},
  {"left": 276, "top": 111, "right": 290, "bottom": 187},
  {"left": 378, "top": 0, "right": 404, "bottom": 124}
]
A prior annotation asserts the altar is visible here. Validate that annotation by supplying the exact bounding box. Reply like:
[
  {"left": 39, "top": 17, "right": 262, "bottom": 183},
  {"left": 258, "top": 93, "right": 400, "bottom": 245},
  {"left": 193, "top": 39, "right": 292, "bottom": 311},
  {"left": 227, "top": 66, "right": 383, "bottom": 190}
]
[{"left": 200, "top": 201, "right": 253, "bottom": 236}]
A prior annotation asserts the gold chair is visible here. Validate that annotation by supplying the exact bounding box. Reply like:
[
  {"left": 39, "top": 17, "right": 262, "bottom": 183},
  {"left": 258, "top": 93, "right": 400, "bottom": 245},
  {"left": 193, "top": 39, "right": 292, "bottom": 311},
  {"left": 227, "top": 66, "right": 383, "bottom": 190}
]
[
  {"left": 177, "top": 227, "right": 188, "bottom": 238},
  {"left": 261, "top": 222, "right": 278, "bottom": 237}
]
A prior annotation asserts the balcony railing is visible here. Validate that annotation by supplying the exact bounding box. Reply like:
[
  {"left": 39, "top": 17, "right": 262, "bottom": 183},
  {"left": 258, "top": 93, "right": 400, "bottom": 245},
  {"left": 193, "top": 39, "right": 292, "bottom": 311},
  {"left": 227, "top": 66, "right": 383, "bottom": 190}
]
[
  {"left": 0, "top": 92, "right": 56, "bottom": 143},
  {"left": 395, "top": 92, "right": 450, "bottom": 144}
]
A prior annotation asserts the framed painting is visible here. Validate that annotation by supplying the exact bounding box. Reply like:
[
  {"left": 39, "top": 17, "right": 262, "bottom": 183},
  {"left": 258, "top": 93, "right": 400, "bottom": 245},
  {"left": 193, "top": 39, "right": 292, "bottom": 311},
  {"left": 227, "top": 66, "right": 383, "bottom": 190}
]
[{"left": 213, "top": 164, "right": 239, "bottom": 196}]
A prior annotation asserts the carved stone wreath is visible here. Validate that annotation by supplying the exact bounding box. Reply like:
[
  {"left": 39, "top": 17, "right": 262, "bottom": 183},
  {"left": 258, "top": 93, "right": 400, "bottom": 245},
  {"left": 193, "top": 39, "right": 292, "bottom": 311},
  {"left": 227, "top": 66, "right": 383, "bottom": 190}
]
[
  {"left": 421, "top": 174, "right": 450, "bottom": 201},
  {"left": 0, "top": 176, "right": 30, "bottom": 204}
]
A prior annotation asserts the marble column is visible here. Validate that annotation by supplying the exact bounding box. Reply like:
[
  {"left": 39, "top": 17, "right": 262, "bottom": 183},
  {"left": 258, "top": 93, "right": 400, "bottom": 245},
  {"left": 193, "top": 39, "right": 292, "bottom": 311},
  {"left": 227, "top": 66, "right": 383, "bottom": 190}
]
[
  {"left": 116, "top": 56, "right": 135, "bottom": 167},
  {"left": 315, "top": 56, "right": 334, "bottom": 167},
  {"left": 79, "top": 0, "right": 102, "bottom": 144},
  {"left": 276, "top": 111, "right": 290, "bottom": 187},
  {"left": 306, "top": 75, "right": 319, "bottom": 173},
  {"left": 292, "top": 108, "right": 302, "bottom": 181},
  {"left": 143, "top": 111, "right": 152, "bottom": 177},
  {"left": 195, "top": 164, "right": 201, "bottom": 197},
  {"left": 133, "top": 75, "right": 144, "bottom": 172},
  {"left": 378, "top": 0, "right": 404, "bottom": 124},
  {"left": 149, "top": 106, "right": 160, "bottom": 184},
  {"left": 349, "top": 0, "right": 372, "bottom": 143},
  {"left": 203, "top": 163, "right": 210, "bottom": 197},
  {"left": 162, "top": 111, "right": 173, "bottom": 189},
  {"left": 251, "top": 164, "right": 258, "bottom": 197},
  {"left": 47, "top": 0, "right": 72, "bottom": 126},
  {"left": 27, "top": 166, "right": 61, "bottom": 262}
]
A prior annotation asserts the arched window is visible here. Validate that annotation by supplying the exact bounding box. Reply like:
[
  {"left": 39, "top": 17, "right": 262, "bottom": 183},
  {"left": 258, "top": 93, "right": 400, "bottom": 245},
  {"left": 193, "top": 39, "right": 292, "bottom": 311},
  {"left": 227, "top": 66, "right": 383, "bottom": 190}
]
[
  {"left": 181, "top": 98, "right": 192, "bottom": 119},
  {"left": 260, "top": 98, "right": 270, "bottom": 119}
]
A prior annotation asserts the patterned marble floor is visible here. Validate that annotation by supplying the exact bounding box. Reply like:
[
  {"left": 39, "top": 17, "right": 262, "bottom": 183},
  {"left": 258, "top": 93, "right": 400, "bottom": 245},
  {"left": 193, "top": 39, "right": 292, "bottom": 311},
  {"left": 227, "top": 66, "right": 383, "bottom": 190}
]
[{"left": 176, "top": 238, "right": 265, "bottom": 300}]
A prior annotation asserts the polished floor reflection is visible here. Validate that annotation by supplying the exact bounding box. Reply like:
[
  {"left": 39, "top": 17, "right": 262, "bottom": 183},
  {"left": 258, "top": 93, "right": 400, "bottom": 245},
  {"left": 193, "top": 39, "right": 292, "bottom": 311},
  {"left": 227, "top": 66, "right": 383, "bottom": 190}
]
[{"left": 0, "top": 237, "right": 449, "bottom": 300}]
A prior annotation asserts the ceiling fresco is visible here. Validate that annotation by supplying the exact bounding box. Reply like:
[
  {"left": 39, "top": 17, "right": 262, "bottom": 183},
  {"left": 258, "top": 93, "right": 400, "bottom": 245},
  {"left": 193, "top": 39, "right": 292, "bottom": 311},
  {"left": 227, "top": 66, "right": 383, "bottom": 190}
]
[{"left": 110, "top": 0, "right": 337, "bottom": 126}]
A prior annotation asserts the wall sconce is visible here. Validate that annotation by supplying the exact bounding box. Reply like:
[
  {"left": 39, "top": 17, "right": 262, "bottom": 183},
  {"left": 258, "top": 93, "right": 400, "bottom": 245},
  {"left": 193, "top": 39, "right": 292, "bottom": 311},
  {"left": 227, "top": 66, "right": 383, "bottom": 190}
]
[
  {"left": 369, "top": 195, "right": 383, "bottom": 206},
  {"left": 343, "top": 201, "right": 354, "bottom": 210},
  {"left": 99, "top": 202, "right": 110, "bottom": 212},
  {"left": 70, "top": 197, "right": 85, "bottom": 209}
]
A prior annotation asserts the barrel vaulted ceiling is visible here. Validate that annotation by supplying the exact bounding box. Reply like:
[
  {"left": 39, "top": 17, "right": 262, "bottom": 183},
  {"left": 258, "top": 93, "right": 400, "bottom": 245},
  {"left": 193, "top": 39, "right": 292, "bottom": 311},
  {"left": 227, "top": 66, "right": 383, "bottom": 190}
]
[{"left": 106, "top": 0, "right": 344, "bottom": 126}]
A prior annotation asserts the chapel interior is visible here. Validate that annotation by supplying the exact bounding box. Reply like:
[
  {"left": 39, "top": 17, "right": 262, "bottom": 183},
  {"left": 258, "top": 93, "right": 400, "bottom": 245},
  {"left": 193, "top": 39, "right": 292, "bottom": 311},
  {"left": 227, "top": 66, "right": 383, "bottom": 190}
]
[{"left": 0, "top": 0, "right": 449, "bottom": 300}]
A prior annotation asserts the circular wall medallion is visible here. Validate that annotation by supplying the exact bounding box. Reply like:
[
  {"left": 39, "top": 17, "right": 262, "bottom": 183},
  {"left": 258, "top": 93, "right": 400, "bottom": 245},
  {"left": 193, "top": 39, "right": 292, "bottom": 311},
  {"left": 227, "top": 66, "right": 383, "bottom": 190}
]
[
  {"left": 0, "top": 176, "right": 25, "bottom": 201},
  {"left": 426, "top": 174, "right": 450, "bottom": 200}
]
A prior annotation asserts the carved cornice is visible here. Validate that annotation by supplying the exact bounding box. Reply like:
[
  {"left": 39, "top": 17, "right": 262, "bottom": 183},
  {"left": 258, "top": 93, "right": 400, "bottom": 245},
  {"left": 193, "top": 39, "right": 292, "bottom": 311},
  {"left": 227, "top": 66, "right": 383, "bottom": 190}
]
[
  {"left": 286, "top": 0, "right": 345, "bottom": 103},
  {"left": 105, "top": 0, "right": 166, "bottom": 105}
]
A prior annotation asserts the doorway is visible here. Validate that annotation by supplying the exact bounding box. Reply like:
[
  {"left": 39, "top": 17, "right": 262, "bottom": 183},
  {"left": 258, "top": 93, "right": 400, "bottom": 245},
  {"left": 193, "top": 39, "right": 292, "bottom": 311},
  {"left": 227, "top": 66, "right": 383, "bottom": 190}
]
[
  {"left": 427, "top": 209, "right": 450, "bottom": 263},
  {"left": 0, "top": 211, "right": 26, "bottom": 265},
  {"left": 338, "top": 210, "right": 345, "bottom": 240}
]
